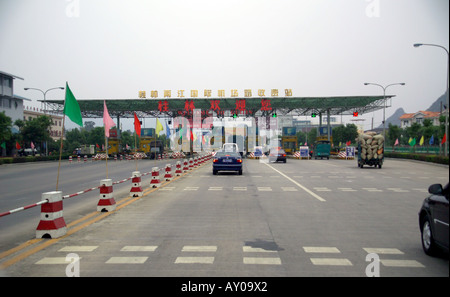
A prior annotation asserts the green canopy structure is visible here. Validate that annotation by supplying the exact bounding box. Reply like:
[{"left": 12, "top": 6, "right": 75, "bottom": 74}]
[{"left": 44, "top": 95, "right": 394, "bottom": 119}]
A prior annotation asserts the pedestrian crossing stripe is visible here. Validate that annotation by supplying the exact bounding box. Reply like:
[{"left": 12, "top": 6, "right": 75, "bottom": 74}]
[
  {"left": 310, "top": 258, "right": 353, "bottom": 266},
  {"left": 175, "top": 257, "right": 214, "bottom": 264},
  {"left": 243, "top": 257, "right": 282, "bottom": 265},
  {"left": 106, "top": 257, "right": 148, "bottom": 264},
  {"left": 58, "top": 246, "right": 98, "bottom": 252},
  {"left": 121, "top": 246, "right": 158, "bottom": 252}
]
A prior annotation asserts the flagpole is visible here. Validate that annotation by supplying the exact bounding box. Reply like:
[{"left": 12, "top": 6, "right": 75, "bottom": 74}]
[
  {"left": 135, "top": 131, "right": 138, "bottom": 171},
  {"left": 105, "top": 135, "right": 109, "bottom": 178},
  {"left": 56, "top": 112, "right": 66, "bottom": 191}
]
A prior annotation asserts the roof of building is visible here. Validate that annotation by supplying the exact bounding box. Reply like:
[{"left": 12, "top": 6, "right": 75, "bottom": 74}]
[
  {"left": 0, "top": 71, "right": 24, "bottom": 80},
  {"left": 399, "top": 110, "right": 441, "bottom": 119}
]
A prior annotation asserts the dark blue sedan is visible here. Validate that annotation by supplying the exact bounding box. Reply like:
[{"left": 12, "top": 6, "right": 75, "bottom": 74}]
[{"left": 212, "top": 151, "right": 243, "bottom": 175}]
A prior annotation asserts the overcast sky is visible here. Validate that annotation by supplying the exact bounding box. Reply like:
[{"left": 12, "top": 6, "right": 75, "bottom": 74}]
[{"left": 0, "top": 0, "right": 448, "bottom": 131}]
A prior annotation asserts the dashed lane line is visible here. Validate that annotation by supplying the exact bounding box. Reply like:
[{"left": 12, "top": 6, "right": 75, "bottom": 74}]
[{"left": 263, "top": 163, "right": 326, "bottom": 202}]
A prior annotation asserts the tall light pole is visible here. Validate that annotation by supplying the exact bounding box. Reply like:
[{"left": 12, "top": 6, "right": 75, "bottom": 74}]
[
  {"left": 24, "top": 86, "right": 64, "bottom": 156},
  {"left": 364, "top": 82, "right": 405, "bottom": 139},
  {"left": 413, "top": 43, "right": 449, "bottom": 157}
]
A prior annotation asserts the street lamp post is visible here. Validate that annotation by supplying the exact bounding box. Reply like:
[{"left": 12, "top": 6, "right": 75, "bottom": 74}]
[
  {"left": 24, "top": 87, "right": 64, "bottom": 156},
  {"left": 413, "top": 43, "right": 449, "bottom": 157},
  {"left": 364, "top": 82, "right": 405, "bottom": 139}
]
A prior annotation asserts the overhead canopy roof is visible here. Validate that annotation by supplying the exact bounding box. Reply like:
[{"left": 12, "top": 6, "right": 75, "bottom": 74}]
[{"left": 44, "top": 95, "right": 394, "bottom": 119}]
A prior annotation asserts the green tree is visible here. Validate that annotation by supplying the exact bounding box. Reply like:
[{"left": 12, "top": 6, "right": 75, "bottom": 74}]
[
  {"left": 0, "top": 112, "right": 13, "bottom": 155},
  {"left": 15, "top": 115, "right": 52, "bottom": 151},
  {"left": 387, "top": 123, "right": 402, "bottom": 146}
]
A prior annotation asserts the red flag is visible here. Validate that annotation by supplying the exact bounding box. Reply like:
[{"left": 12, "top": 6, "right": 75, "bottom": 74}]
[
  {"left": 96, "top": 143, "right": 100, "bottom": 149},
  {"left": 134, "top": 112, "right": 141, "bottom": 137},
  {"left": 16, "top": 142, "right": 21, "bottom": 149},
  {"left": 441, "top": 133, "right": 447, "bottom": 145}
]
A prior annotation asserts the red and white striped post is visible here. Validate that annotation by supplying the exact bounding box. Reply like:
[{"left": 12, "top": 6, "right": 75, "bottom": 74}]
[
  {"left": 175, "top": 161, "right": 183, "bottom": 176},
  {"left": 164, "top": 164, "right": 173, "bottom": 181},
  {"left": 98, "top": 179, "right": 116, "bottom": 212},
  {"left": 183, "top": 159, "right": 189, "bottom": 173},
  {"left": 150, "top": 167, "right": 161, "bottom": 188},
  {"left": 36, "top": 191, "right": 67, "bottom": 239},
  {"left": 130, "top": 171, "right": 143, "bottom": 197},
  {"left": 188, "top": 158, "right": 194, "bottom": 170}
]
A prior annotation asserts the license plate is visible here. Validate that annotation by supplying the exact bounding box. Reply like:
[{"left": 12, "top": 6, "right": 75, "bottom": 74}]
[{"left": 222, "top": 159, "right": 232, "bottom": 162}]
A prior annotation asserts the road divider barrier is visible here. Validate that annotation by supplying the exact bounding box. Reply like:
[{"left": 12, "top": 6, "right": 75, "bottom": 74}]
[
  {"left": 164, "top": 164, "right": 173, "bottom": 181},
  {"left": 175, "top": 161, "right": 183, "bottom": 176},
  {"left": 183, "top": 159, "right": 189, "bottom": 172},
  {"left": 150, "top": 167, "right": 161, "bottom": 188},
  {"left": 130, "top": 171, "right": 143, "bottom": 197},
  {"left": 189, "top": 158, "right": 194, "bottom": 170},
  {"left": 98, "top": 179, "right": 116, "bottom": 212},
  {"left": 36, "top": 191, "right": 67, "bottom": 239}
]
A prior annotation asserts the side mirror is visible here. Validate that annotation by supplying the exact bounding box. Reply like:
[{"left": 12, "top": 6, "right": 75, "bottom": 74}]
[{"left": 428, "top": 184, "right": 443, "bottom": 195}]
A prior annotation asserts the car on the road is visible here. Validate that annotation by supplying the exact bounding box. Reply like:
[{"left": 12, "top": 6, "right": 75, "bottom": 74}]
[
  {"left": 268, "top": 148, "right": 287, "bottom": 163},
  {"left": 212, "top": 151, "right": 243, "bottom": 175},
  {"left": 418, "top": 183, "right": 449, "bottom": 256}
]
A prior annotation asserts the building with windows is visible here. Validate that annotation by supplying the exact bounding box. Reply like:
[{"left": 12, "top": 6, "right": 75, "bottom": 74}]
[
  {"left": 399, "top": 110, "right": 445, "bottom": 128},
  {"left": 23, "top": 106, "right": 64, "bottom": 141},
  {"left": 0, "top": 71, "right": 30, "bottom": 133}
]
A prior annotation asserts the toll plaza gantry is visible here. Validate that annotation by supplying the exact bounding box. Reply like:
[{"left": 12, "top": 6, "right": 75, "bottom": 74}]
[{"left": 44, "top": 95, "right": 394, "bottom": 142}]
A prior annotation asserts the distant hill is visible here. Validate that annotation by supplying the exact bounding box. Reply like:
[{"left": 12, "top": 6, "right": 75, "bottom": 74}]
[
  {"left": 426, "top": 91, "right": 447, "bottom": 112},
  {"left": 381, "top": 107, "right": 405, "bottom": 128},
  {"left": 379, "top": 91, "right": 447, "bottom": 128}
]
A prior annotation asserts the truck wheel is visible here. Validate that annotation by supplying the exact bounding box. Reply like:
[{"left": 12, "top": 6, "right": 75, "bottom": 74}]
[
  {"left": 360, "top": 163, "right": 363, "bottom": 168},
  {"left": 378, "top": 164, "right": 382, "bottom": 169}
]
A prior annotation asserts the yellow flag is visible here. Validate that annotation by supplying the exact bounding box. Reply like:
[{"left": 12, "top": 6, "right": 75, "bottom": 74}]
[
  {"left": 155, "top": 118, "right": 163, "bottom": 136},
  {"left": 419, "top": 136, "right": 424, "bottom": 146}
]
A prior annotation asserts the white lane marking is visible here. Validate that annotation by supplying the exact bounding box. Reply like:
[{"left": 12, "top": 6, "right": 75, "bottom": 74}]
[
  {"left": 175, "top": 257, "right": 214, "bottom": 264},
  {"left": 182, "top": 246, "right": 217, "bottom": 252},
  {"left": 233, "top": 187, "right": 247, "bottom": 191},
  {"left": 363, "top": 248, "right": 403, "bottom": 254},
  {"left": 264, "top": 163, "right": 326, "bottom": 202},
  {"left": 36, "top": 257, "right": 82, "bottom": 264},
  {"left": 258, "top": 187, "right": 272, "bottom": 191},
  {"left": 58, "top": 246, "right": 98, "bottom": 252},
  {"left": 310, "top": 258, "right": 353, "bottom": 266},
  {"left": 121, "top": 246, "right": 158, "bottom": 252},
  {"left": 380, "top": 259, "right": 425, "bottom": 268},
  {"left": 303, "top": 247, "right": 341, "bottom": 253},
  {"left": 106, "top": 257, "right": 148, "bottom": 264},
  {"left": 243, "top": 257, "right": 282, "bottom": 265},
  {"left": 243, "top": 246, "right": 278, "bottom": 253},
  {"left": 208, "top": 187, "right": 223, "bottom": 191}
]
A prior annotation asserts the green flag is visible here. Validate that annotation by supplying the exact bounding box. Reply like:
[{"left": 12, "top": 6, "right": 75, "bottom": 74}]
[
  {"left": 408, "top": 137, "right": 416, "bottom": 146},
  {"left": 0, "top": 142, "right": 5, "bottom": 149},
  {"left": 63, "top": 82, "right": 83, "bottom": 127}
]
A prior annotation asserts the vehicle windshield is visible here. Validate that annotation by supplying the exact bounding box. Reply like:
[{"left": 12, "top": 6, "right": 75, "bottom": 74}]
[{"left": 215, "top": 151, "right": 241, "bottom": 158}]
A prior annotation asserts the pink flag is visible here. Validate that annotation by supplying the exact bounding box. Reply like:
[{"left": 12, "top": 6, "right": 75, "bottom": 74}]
[
  {"left": 394, "top": 138, "right": 399, "bottom": 146},
  {"left": 103, "top": 100, "right": 116, "bottom": 137},
  {"left": 31, "top": 141, "right": 35, "bottom": 149}
]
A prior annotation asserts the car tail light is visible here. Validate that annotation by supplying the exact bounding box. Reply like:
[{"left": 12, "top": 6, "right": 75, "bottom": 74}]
[
  {"left": 213, "top": 159, "right": 218, "bottom": 163},
  {"left": 237, "top": 159, "right": 242, "bottom": 163},
  {"left": 282, "top": 154, "right": 286, "bottom": 157}
]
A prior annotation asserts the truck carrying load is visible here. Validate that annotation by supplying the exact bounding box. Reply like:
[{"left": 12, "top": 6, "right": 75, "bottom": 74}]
[{"left": 356, "top": 131, "right": 384, "bottom": 168}]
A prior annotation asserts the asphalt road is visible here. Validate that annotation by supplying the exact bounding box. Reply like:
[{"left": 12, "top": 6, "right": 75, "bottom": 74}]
[{"left": 0, "top": 156, "right": 448, "bottom": 278}]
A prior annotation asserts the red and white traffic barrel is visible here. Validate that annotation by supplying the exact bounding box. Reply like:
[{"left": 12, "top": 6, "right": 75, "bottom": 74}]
[
  {"left": 36, "top": 191, "right": 67, "bottom": 239},
  {"left": 97, "top": 179, "right": 116, "bottom": 212},
  {"left": 164, "top": 164, "right": 173, "bottom": 181},
  {"left": 130, "top": 171, "right": 143, "bottom": 197},
  {"left": 175, "top": 161, "right": 183, "bottom": 176},
  {"left": 150, "top": 167, "right": 161, "bottom": 188}
]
